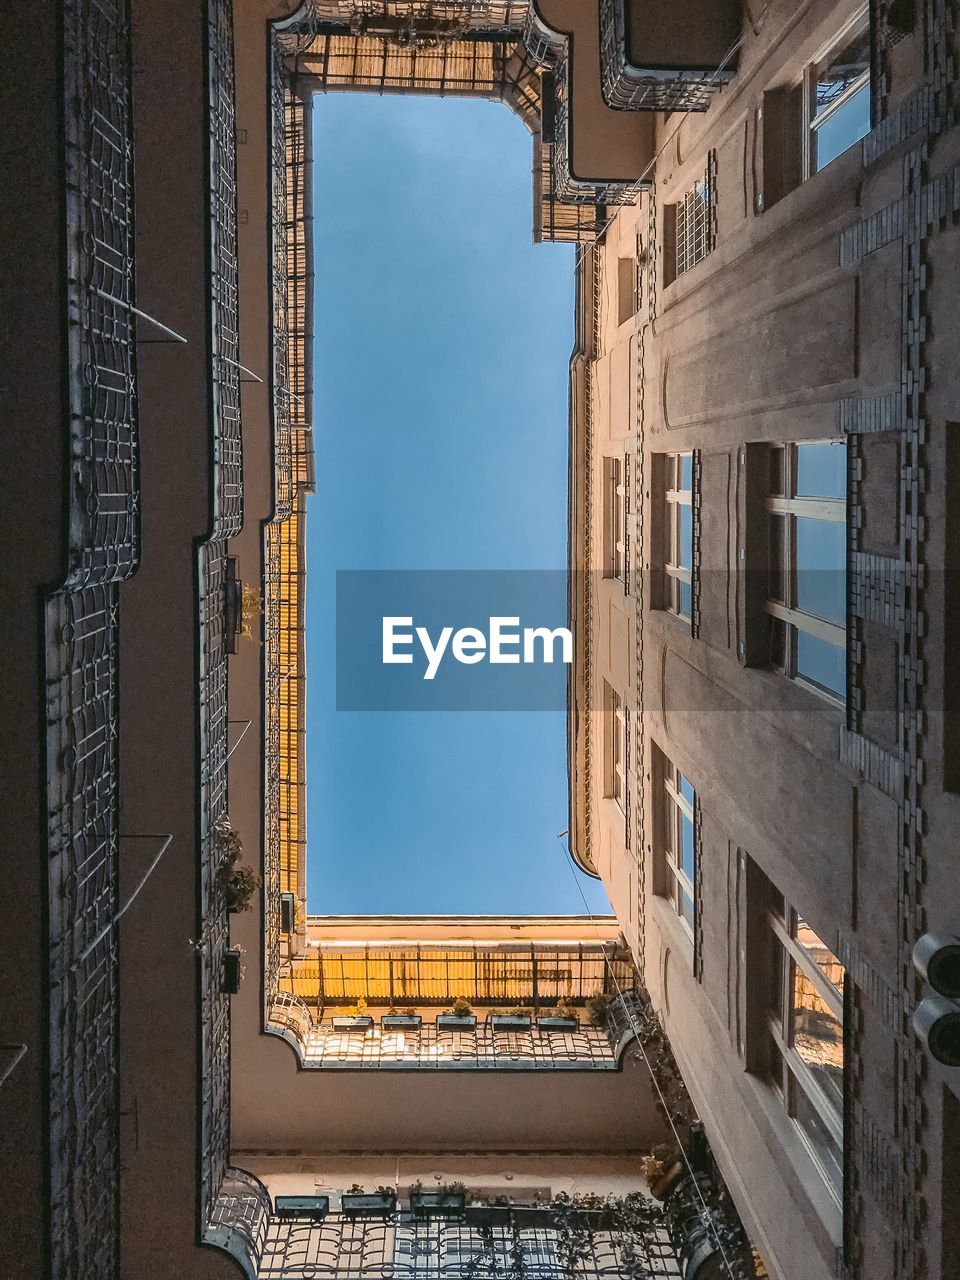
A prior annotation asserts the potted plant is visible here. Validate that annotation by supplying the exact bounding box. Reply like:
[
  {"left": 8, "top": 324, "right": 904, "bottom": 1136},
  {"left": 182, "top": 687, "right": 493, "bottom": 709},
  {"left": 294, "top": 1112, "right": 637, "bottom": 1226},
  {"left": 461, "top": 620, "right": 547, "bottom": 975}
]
[
  {"left": 410, "top": 1180, "right": 466, "bottom": 1219},
  {"left": 275, "top": 1195, "right": 330, "bottom": 1221},
  {"left": 221, "top": 947, "right": 243, "bottom": 995},
  {"left": 642, "top": 1143, "right": 685, "bottom": 1201},
  {"left": 331, "top": 998, "right": 374, "bottom": 1031},
  {"left": 436, "top": 996, "right": 477, "bottom": 1031},
  {"left": 223, "top": 557, "right": 242, "bottom": 654},
  {"left": 341, "top": 1184, "right": 396, "bottom": 1216},
  {"left": 241, "top": 582, "right": 262, "bottom": 642},
  {"left": 465, "top": 1195, "right": 513, "bottom": 1228},
  {"left": 214, "top": 819, "right": 262, "bottom": 912},
  {"left": 490, "top": 1008, "right": 532, "bottom": 1031},
  {"left": 585, "top": 993, "right": 613, "bottom": 1027},
  {"left": 537, "top": 997, "right": 579, "bottom": 1032},
  {"left": 381, "top": 1006, "right": 421, "bottom": 1030}
]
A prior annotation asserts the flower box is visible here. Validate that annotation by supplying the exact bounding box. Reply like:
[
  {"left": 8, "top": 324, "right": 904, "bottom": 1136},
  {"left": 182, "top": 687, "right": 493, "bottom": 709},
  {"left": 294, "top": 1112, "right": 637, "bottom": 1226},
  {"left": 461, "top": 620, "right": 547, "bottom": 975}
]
[
  {"left": 465, "top": 1203, "right": 513, "bottom": 1228},
  {"left": 341, "top": 1191, "right": 396, "bottom": 1217},
  {"left": 510, "top": 1206, "right": 554, "bottom": 1228},
  {"left": 490, "top": 1014, "right": 532, "bottom": 1031},
  {"left": 222, "top": 948, "right": 242, "bottom": 995},
  {"left": 381, "top": 1014, "right": 422, "bottom": 1030},
  {"left": 436, "top": 1013, "right": 477, "bottom": 1031},
  {"left": 410, "top": 1190, "right": 466, "bottom": 1219},
  {"left": 536, "top": 1016, "right": 579, "bottom": 1032},
  {"left": 331, "top": 1015, "right": 374, "bottom": 1032},
  {"left": 274, "top": 1195, "right": 329, "bottom": 1221}
]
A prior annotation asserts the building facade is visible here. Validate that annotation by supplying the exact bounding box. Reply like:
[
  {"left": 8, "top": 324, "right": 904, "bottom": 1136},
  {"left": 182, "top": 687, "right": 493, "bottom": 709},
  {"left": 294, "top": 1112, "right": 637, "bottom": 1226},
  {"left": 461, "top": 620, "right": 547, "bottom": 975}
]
[
  {"left": 0, "top": 2, "right": 957, "bottom": 1280},
  {"left": 568, "top": 4, "right": 960, "bottom": 1280}
]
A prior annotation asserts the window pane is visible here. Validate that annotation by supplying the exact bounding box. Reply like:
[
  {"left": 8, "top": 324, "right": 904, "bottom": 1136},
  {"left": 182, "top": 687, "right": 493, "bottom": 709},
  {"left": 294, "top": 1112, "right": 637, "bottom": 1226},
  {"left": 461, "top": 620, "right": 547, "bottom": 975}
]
[
  {"left": 679, "top": 578, "right": 692, "bottom": 618},
  {"left": 768, "top": 514, "right": 785, "bottom": 602},
  {"left": 678, "top": 774, "right": 695, "bottom": 807},
  {"left": 796, "top": 442, "right": 846, "bottom": 499},
  {"left": 797, "top": 630, "right": 846, "bottom": 697},
  {"left": 794, "top": 918, "right": 843, "bottom": 996},
  {"left": 792, "top": 972, "right": 844, "bottom": 1112},
  {"left": 680, "top": 811, "right": 695, "bottom": 884},
  {"left": 814, "top": 82, "right": 870, "bottom": 171},
  {"left": 678, "top": 452, "right": 693, "bottom": 492},
  {"left": 679, "top": 503, "right": 693, "bottom": 570},
  {"left": 796, "top": 517, "right": 845, "bottom": 624},
  {"left": 815, "top": 24, "right": 870, "bottom": 120},
  {"left": 680, "top": 888, "right": 695, "bottom": 931},
  {"left": 792, "top": 1079, "right": 843, "bottom": 1196}
]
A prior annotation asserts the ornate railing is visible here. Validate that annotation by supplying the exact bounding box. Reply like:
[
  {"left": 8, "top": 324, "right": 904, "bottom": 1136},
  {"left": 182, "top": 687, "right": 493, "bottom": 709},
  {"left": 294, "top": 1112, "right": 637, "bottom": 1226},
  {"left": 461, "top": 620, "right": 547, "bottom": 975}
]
[
  {"left": 598, "top": 0, "right": 736, "bottom": 114},
  {"left": 207, "top": 1168, "right": 274, "bottom": 1279},
  {"left": 201, "top": 0, "right": 244, "bottom": 1239},
  {"left": 299, "top": 1020, "right": 622, "bottom": 1069},
  {"left": 46, "top": 0, "right": 139, "bottom": 1274},
  {"left": 258, "top": 1207, "right": 682, "bottom": 1278}
]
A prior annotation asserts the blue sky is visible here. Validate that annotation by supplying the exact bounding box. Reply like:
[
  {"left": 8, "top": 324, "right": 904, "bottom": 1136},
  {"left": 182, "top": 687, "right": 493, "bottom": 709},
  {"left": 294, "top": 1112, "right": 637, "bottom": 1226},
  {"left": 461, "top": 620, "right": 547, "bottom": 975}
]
[{"left": 305, "top": 94, "right": 611, "bottom": 916}]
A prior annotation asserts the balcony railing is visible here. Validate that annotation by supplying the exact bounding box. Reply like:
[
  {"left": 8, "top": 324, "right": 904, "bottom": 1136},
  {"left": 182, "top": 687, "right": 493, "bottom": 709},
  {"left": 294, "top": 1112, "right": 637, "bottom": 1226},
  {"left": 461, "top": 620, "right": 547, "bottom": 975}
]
[
  {"left": 231, "top": 1203, "right": 683, "bottom": 1279},
  {"left": 300, "top": 1017, "right": 621, "bottom": 1069},
  {"left": 46, "top": 0, "right": 140, "bottom": 1274},
  {"left": 598, "top": 0, "right": 736, "bottom": 114}
]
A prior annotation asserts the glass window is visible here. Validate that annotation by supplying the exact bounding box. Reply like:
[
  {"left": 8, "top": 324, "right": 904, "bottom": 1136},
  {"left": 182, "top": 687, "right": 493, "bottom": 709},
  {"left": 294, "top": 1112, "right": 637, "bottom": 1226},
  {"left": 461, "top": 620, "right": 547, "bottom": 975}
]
[
  {"left": 767, "top": 902, "right": 845, "bottom": 1200},
  {"left": 603, "top": 457, "right": 628, "bottom": 583},
  {"left": 664, "top": 453, "right": 694, "bottom": 619},
  {"left": 765, "top": 441, "right": 846, "bottom": 700},
  {"left": 605, "top": 682, "right": 627, "bottom": 815},
  {"left": 662, "top": 758, "right": 696, "bottom": 940},
  {"left": 808, "top": 12, "right": 871, "bottom": 173},
  {"left": 675, "top": 165, "right": 713, "bottom": 277}
]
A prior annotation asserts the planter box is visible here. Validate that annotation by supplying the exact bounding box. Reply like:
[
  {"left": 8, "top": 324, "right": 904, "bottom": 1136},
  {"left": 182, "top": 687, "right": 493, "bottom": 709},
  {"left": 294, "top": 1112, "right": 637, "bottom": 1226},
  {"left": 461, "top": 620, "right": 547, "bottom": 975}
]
[
  {"left": 537, "top": 1016, "right": 579, "bottom": 1032},
  {"left": 223, "top": 557, "right": 242, "bottom": 654},
  {"left": 275, "top": 1196, "right": 329, "bottom": 1222},
  {"left": 436, "top": 1013, "right": 477, "bottom": 1031},
  {"left": 410, "top": 1191, "right": 466, "bottom": 1220},
  {"left": 465, "top": 1204, "right": 513, "bottom": 1229},
  {"left": 381, "top": 1014, "right": 422, "bottom": 1030},
  {"left": 510, "top": 1206, "right": 554, "bottom": 1229},
  {"left": 490, "top": 1014, "right": 532, "bottom": 1031},
  {"left": 222, "top": 948, "right": 242, "bottom": 995},
  {"left": 331, "top": 1016, "right": 374, "bottom": 1032},
  {"left": 341, "top": 1192, "right": 396, "bottom": 1217}
]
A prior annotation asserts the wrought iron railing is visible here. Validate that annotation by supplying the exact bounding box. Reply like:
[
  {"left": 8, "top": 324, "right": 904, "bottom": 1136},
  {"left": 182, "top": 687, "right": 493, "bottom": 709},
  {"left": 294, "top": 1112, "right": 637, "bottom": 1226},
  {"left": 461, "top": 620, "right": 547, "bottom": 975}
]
[
  {"left": 46, "top": 0, "right": 140, "bottom": 1274},
  {"left": 300, "top": 1020, "right": 622, "bottom": 1069},
  {"left": 257, "top": 1208, "right": 682, "bottom": 1278},
  {"left": 598, "top": 0, "right": 736, "bottom": 114},
  {"left": 201, "top": 0, "right": 244, "bottom": 1238},
  {"left": 207, "top": 1168, "right": 274, "bottom": 1278}
]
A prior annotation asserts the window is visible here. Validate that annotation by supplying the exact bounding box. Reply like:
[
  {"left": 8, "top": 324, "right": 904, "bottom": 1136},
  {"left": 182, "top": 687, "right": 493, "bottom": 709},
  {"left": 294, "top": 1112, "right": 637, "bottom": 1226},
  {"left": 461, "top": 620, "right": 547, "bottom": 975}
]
[
  {"left": 805, "top": 10, "right": 871, "bottom": 175},
  {"left": 661, "top": 757, "right": 696, "bottom": 939},
  {"left": 603, "top": 456, "right": 628, "bottom": 583},
  {"left": 664, "top": 452, "right": 693, "bottom": 619},
  {"left": 674, "top": 163, "right": 713, "bottom": 278},
  {"left": 766, "top": 897, "right": 845, "bottom": 1200},
  {"left": 604, "top": 682, "right": 627, "bottom": 813},
  {"left": 765, "top": 441, "right": 846, "bottom": 699},
  {"left": 617, "top": 256, "right": 637, "bottom": 325}
]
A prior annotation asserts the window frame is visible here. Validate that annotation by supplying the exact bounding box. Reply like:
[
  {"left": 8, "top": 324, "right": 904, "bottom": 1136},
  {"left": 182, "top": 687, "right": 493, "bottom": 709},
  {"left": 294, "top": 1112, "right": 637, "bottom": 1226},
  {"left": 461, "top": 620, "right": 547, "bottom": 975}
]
[
  {"left": 674, "top": 163, "right": 713, "bottom": 279},
  {"left": 664, "top": 452, "right": 693, "bottom": 620},
  {"left": 801, "top": 6, "right": 871, "bottom": 180},
  {"left": 604, "top": 682, "right": 627, "bottom": 814},
  {"left": 603, "top": 456, "right": 628, "bottom": 585},
  {"left": 765, "top": 441, "right": 846, "bottom": 702},
  {"left": 661, "top": 758, "right": 696, "bottom": 942},
  {"left": 766, "top": 901, "right": 845, "bottom": 1202}
]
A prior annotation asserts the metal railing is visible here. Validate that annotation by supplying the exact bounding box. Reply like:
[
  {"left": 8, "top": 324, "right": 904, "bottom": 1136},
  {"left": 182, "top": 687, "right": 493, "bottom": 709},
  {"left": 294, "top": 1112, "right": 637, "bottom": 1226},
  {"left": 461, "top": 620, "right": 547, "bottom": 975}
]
[
  {"left": 300, "top": 1019, "right": 621, "bottom": 1069},
  {"left": 201, "top": 0, "right": 244, "bottom": 1236},
  {"left": 598, "top": 0, "right": 735, "bottom": 114},
  {"left": 258, "top": 1208, "right": 682, "bottom": 1278},
  {"left": 45, "top": 0, "right": 140, "bottom": 1272}
]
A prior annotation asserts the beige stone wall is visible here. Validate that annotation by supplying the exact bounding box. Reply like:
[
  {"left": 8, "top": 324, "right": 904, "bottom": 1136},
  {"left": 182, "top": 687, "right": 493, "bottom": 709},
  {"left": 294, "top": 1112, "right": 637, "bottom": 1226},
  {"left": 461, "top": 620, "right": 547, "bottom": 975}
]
[{"left": 572, "top": 3, "right": 960, "bottom": 1279}]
